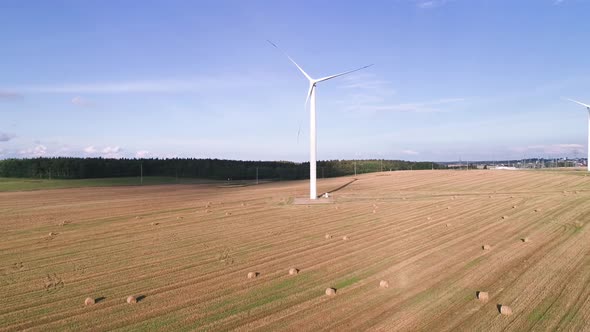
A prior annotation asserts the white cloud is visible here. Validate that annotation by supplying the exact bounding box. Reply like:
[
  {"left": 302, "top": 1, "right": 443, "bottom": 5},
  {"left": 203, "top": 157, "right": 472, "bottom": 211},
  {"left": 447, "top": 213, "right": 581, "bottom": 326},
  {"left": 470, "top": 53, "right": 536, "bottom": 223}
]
[
  {"left": 71, "top": 96, "right": 93, "bottom": 106},
  {"left": 102, "top": 146, "right": 121, "bottom": 154},
  {"left": 83, "top": 146, "right": 97, "bottom": 154},
  {"left": 135, "top": 150, "right": 150, "bottom": 158},
  {"left": 402, "top": 149, "right": 420, "bottom": 155},
  {"left": 82, "top": 145, "right": 123, "bottom": 158},
  {"left": 19, "top": 144, "right": 47, "bottom": 157},
  {"left": 101, "top": 146, "right": 123, "bottom": 158},
  {"left": 0, "top": 132, "right": 15, "bottom": 142}
]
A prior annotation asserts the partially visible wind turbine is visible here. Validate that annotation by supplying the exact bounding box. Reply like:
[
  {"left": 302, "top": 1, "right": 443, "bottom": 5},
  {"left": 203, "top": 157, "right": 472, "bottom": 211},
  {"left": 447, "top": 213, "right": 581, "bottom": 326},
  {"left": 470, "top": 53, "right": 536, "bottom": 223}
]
[
  {"left": 268, "top": 40, "right": 373, "bottom": 199},
  {"left": 565, "top": 98, "right": 590, "bottom": 172}
]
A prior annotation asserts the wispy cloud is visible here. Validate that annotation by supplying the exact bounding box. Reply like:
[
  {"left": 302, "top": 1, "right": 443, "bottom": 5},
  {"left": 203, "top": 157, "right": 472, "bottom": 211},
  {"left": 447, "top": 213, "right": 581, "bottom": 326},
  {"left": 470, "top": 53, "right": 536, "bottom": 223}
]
[
  {"left": 347, "top": 97, "right": 466, "bottom": 113},
  {"left": 0, "top": 91, "right": 23, "bottom": 100},
  {"left": 0, "top": 132, "right": 16, "bottom": 142},
  {"left": 337, "top": 73, "right": 465, "bottom": 114},
  {"left": 416, "top": 0, "right": 451, "bottom": 9},
  {"left": 71, "top": 96, "right": 93, "bottom": 107},
  {"left": 510, "top": 143, "right": 584, "bottom": 156},
  {"left": 402, "top": 149, "right": 419, "bottom": 155},
  {"left": 9, "top": 77, "right": 264, "bottom": 95}
]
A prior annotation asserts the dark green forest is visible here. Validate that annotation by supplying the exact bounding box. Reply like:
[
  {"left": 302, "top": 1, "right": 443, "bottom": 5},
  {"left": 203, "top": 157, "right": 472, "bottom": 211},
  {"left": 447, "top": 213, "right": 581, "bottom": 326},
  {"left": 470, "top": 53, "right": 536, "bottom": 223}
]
[{"left": 0, "top": 158, "right": 446, "bottom": 180}]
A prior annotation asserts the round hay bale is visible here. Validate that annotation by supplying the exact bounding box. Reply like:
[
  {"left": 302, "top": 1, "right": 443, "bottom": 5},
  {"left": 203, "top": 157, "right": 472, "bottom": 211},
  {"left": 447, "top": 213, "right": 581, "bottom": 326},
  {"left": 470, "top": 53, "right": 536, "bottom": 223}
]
[
  {"left": 126, "top": 295, "right": 137, "bottom": 304},
  {"left": 489, "top": 195, "right": 493, "bottom": 198},
  {"left": 150, "top": 222, "right": 159, "bottom": 226},
  {"left": 325, "top": 288, "right": 336, "bottom": 296},
  {"left": 521, "top": 237, "right": 530, "bottom": 243},
  {"left": 534, "top": 209, "right": 540, "bottom": 212},
  {"left": 476, "top": 291, "right": 489, "bottom": 302},
  {"left": 289, "top": 268, "right": 299, "bottom": 275},
  {"left": 48, "top": 232, "right": 55, "bottom": 237},
  {"left": 372, "top": 209, "right": 376, "bottom": 214},
  {"left": 325, "top": 234, "right": 332, "bottom": 239},
  {"left": 499, "top": 305, "right": 513, "bottom": 315},
  {"left": 446, "top": 206, "right": 451, "bottom": 210},
  {"left": 501, "top": 216, "right": 508, "bottom": 220},
  {"left": 427, "top": 217, "right": 432, "bottom": 221},
  {"left": 342, "top": 236, "right": 349, "bottom": 241},
  {"left": 512, "top": 205, "right": 517, "bottom": 209},
  {"left": 446, "top": 223, "right": 451, "bottom": 227},
  {"left": 225, "top": 212, "right": 232, "bottom": 216},
  {"left": 247, "top": 272, "right": 258, "bottom": 279},
  {"left": 379, "top": 280, "right": 389, "bottom": 288},
  {"left": 482, "top": 244, "right": 492, "bottom": 250},
  {"left": 84, "top": 297, "right": 95, "bottom": 306}
]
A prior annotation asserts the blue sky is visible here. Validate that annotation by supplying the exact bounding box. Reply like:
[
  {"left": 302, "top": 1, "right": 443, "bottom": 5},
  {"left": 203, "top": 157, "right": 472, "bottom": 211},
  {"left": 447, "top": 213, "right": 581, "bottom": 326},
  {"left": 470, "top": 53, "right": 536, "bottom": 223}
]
[{"left": 1, "top": 0, "right": 589, "bottom": 162}]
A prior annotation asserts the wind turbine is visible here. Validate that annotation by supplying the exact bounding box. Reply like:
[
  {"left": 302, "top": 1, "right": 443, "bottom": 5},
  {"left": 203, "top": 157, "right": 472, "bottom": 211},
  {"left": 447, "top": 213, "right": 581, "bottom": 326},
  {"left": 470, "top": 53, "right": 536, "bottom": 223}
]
[
  {"left": 565, "top": 98, "right": 590, "bottom": 172},
  {"left": 268, "top": 41, "right": 373, "bottom": 199}
]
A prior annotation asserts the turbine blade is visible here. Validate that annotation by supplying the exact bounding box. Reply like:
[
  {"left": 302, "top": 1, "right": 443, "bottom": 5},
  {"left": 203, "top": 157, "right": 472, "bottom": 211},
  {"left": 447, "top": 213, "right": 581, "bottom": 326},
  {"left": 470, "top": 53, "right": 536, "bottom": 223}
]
[
  {"left": 304, "top": 83, "right": 314, "bottom": 107},
  {"left": 315, "top": 64, "right": 374, "bottom": 83},
  {"left": 564, "top": 98, "right": 590, "bottom": 109},
  {"left": 267, "top": 40, "right": 313, "bottom": 81}
]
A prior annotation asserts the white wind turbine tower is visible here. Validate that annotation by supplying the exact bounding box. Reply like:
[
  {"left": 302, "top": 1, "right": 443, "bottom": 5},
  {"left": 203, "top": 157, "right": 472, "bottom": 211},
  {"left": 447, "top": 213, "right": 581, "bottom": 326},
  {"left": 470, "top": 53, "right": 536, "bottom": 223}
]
[
  {"left": 269, "top": 41, "right": 373, "bottom": 199},
  {"left": 565, "top": 98, "right": 590, "bottom": 172}
]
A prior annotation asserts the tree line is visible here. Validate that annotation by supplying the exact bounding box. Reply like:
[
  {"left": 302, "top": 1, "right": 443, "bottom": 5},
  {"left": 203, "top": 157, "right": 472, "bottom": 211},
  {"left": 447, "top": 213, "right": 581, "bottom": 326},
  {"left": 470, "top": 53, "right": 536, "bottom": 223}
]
[{"left": 0, "top": 157, "right": 445, "bottom": 180}]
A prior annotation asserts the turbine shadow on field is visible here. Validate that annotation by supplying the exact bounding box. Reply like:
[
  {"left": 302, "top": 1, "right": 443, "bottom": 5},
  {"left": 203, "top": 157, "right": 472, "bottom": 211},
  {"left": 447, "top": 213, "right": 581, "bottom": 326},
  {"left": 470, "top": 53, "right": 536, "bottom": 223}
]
[{"left": 318, "top": 179, "right": 358, "bottom": 198}]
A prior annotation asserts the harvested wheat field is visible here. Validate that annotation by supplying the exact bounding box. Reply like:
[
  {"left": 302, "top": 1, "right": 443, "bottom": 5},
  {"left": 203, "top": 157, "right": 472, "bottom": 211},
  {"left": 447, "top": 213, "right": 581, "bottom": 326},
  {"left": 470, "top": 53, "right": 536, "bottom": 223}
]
[{"left": 1, "top": 169, "right": 590, "bottom": 331}]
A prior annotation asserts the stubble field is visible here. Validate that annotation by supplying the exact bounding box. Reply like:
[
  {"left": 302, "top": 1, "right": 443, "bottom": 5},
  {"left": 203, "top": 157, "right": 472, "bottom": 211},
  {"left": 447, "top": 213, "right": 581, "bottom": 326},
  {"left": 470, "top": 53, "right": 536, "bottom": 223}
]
[{"left": 1, "top": 170, "right": 590, "bottom": 331}]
